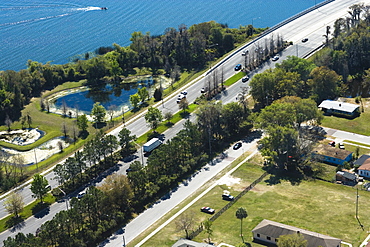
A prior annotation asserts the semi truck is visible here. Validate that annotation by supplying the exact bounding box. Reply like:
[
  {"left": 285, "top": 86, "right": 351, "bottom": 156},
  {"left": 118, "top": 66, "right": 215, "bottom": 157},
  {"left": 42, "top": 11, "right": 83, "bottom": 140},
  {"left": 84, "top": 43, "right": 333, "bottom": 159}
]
[{"left": 143, "top": 138, "right": 162, "bottom": 153}]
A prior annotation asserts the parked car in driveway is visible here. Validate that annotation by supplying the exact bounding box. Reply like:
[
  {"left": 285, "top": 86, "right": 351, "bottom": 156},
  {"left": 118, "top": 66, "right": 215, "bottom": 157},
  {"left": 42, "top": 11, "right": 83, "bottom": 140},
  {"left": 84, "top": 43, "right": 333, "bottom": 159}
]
[
  {"left": 234, "top": 64, "right": 242, "bottom": 71},
  {"left": 201, "top": 207, "right": 215, "bottom": 214}
]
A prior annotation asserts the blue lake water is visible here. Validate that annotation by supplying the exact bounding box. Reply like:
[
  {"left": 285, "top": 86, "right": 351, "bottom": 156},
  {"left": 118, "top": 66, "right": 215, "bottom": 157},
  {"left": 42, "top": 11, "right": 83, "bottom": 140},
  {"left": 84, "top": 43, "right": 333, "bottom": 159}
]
[
  {"left": 0, "top": 0, "right": 322, "bottom": 72},
  {"left": 54, "top": 78, "right": 153, "bottom": 114}
]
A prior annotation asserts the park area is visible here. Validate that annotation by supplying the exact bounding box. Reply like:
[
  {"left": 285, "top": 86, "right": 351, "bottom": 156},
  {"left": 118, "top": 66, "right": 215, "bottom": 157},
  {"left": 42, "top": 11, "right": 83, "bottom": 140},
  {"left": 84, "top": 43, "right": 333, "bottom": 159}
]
[{"left": 136, "top": 157, "right": 370, "bottom": 247}]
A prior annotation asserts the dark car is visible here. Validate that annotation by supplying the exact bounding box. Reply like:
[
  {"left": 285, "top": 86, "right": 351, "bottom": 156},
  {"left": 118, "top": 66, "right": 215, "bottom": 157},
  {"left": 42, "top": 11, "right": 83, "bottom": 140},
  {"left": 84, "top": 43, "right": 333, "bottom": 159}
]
[
  {"left": 302, "top": 38, "right": 308, "bottom": 42},
  {"left": 233, "top": 142, "right": 242, "bottom": 150},
  {"left": 201, "top": 207, "right": 215, "bottom": 214},
  {"left": 234, "top": 64, "right": 242, "bottom": 71},
  {"left": 126, "top": 168, "right": 133, "bottom": 173},
  {"left": 242, "top": 76, "right": 249, "bottom": 82},
  {"left": 222, "top": 194, "right": 234, "bottom": 201},
  {"left": 328, "top": 141, "right": 335, "bottom": 147}
]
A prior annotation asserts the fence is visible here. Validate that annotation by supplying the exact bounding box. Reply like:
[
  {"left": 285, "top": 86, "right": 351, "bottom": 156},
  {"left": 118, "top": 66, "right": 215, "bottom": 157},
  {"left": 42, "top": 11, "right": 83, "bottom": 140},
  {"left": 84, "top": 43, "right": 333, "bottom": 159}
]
[{"left": 188, "top": 171, "right": 268, "bottom": 239}]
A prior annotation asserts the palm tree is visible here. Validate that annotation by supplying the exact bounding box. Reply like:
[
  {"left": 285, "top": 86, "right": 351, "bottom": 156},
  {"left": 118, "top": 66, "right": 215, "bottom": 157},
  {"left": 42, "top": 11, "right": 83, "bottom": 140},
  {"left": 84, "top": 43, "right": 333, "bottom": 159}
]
[{"left": 235, "top": 207, "right": 248, "bottom": 242}]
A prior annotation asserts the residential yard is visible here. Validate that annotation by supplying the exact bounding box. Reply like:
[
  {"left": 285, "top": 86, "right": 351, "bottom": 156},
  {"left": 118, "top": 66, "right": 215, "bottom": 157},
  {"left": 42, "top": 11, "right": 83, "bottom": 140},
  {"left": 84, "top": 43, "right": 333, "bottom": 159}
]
[
  {"left": 139, "top": 158, "right": 370, "bottom": 247},
  {"left": 321, "top": 98, "right": 370, "bottom": 136}
]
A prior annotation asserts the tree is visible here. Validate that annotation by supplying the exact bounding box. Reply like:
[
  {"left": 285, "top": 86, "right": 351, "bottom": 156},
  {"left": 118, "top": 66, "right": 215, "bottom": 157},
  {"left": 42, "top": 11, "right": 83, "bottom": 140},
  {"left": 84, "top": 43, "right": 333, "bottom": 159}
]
[
  {"left": 277, "top": 233, "right": 307, "bottom": 247},
  {"left": 4, "top": 192, "right": 24, "bottom": 217},
  {"left": 175, "top": 212, "right": 196, "bottom": 239},
  {"left": 76, "top": 114, "right": 89, "bottom": 132},
  {"left": 153, "top": 87, "right": 163, "bottom": 101},
  {"left": 164, "top": 111, "right": 173, "bottom": 123},
  {"left": 144, "top": 107, "right": 163, "bottom": 131},
  {"left": 91, "top": 102, "right": 106, "bottom": 124},
  {"left": 235, "top": 207, "right": 248, "bottom": 243},
  {"left": 203, "top": 220, "right": 213, "bottom": 244},
  {"left": 138, "top": 87, "right": 149, "bottom": 102},
  {"left": 98, "top": 174, "right": 133, "bottom": 212},
  {"left": 308, "top": 66, "right": 342, "bottom": 103},
  {"left": 118, "top": 127, "right": 136, "bottom": 155},
  {"left": 129, "top": 94, "right": 140, "bottom": 109},
  {"left": 178, "top": 98, "right": 189, "bottom": 112},
  {"left": 30, "top": 174, "right": 49, "bottom": 203}
]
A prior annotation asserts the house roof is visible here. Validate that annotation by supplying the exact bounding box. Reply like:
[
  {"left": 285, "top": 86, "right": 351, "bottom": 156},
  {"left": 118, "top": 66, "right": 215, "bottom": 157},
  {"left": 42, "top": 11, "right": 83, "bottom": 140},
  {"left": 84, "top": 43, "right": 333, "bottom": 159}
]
[
  {"left": 336, "top": 171, "right": 357, "bottom": 181},
  {"left": 318, "top": 100, "right": 359, "bottom": 113},
  {"left": 171, "top": 239, "right": 214, "bottom": 247},
  {"left": 313, "top": 144, "right": 352, "bottom": 160},
  {"left": 252, "top": 219, "right": 341, "bottom": 247},
  {"left": 354, "top": 154, "right": 370, "bottom": 167}
]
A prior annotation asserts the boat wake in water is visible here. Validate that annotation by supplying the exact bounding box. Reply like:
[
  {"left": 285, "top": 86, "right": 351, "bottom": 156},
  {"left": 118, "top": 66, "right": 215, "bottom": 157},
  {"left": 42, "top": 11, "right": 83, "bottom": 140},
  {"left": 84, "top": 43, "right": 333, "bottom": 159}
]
[{"left": 0, "top": 4, "right": 103, "bottom": 28}]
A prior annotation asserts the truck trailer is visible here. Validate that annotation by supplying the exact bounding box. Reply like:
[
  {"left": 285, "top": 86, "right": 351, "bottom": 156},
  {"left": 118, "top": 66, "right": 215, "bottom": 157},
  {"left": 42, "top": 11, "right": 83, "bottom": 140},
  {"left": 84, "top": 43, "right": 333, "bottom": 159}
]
[{"left": 143, "top": 138, "right": 162, "bottom": 153}]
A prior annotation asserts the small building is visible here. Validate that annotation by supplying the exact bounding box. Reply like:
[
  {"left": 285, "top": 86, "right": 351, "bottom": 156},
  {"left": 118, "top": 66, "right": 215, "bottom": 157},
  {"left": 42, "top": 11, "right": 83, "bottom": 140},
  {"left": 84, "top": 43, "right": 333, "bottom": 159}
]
[
  {"left": 252, "top": 219, "right": 341, "bottom": 247},
  {"left": 336, "top": 171, "right": 357, "bottom": 186},
  {"left": 318, "top": 100, "right": 360, "bottom": 118},
  {"left": 172, "top": 239, "right": 214, "bottom": 247},
  {"left": 354, "top": 155, "right": 370, "bottom": 179},
  {"left": 312, "top": 144, "right": 353, "bottom": 166}
]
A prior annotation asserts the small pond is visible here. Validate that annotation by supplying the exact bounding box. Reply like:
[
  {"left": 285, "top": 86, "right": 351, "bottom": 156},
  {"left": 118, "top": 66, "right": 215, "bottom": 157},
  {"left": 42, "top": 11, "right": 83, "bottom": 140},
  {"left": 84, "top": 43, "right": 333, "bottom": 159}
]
[{"left": 53, "top": 76, "right": 156, "bottom": 115}]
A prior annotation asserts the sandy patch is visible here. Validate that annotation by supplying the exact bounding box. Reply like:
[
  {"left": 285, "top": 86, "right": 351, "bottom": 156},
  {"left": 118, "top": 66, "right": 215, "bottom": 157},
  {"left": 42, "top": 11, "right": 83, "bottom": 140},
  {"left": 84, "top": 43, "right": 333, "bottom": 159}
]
[
  {"left": 218, "top": 175, "right": 241, "bottom": 186},
  {"left": 0, "top": 128, "right": 43, "bottom": 146},
  {"left": 3, "top": 137, "right": 69, "bottom": 165}
]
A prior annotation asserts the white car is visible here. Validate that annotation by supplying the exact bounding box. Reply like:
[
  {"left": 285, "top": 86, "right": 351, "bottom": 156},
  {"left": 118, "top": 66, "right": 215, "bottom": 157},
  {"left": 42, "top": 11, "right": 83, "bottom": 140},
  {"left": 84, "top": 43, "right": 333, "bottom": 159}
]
[
  {"left": 181, "top": 91, "right": 188, "bottom": 95},
  {"left": 271, "top": 55, "right": 279, "bottom": 61}
]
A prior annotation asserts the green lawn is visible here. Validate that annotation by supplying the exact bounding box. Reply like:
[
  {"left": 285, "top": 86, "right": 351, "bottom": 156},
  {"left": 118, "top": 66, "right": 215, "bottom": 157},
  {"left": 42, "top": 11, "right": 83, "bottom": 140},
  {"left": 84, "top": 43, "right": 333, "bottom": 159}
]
[
  {"left": 139, "top": 160, "right": 370, "bottom": 247},
  {"left": 321, "top": 104, "right": 370, "bottom": 136}
]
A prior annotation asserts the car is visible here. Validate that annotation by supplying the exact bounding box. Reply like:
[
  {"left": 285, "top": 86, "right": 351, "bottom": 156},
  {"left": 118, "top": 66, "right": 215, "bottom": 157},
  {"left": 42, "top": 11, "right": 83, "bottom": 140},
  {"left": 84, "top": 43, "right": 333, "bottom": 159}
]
[
  {"left": 233, "top": 142, "right": 242, "bottom": 150},
  {"left": 201, "top": 207, "right": 215, "bottom": 214},
  {"left": 178, "top": 94, "right": 185, "bottom": 100},
  {"left": 242, "top": 76, "right": 249, "bottom": 82},
  {"left": 241, "top": 50, "right": 248, "bottom": 56},
  {"left": 126, "top": 168, "right": 133, "bottom": 173},
  {"left": 201, "top": 87, "right": 205, "bottom": 93},
  {"left": 222, "top": 194, "right": 234, "bottom": 201},
  {"left": 77, "top": 191, "right": 86, "bottom": 199},
  {"left": 328, "top": 141, "right": 335, "bottom": 147},
  {"left": 271, "top": 55, "right": 279, "bottom": 61},
  {"left": 338, "top": 143, "right": 345, "bottom": 149},
  {"left": 234, "top": 64, "right": 242, "bottom": 71},
  {"left": 181, "top": 91, "right": 188, "bottom": 95},
  {"left": 302, "top": 38, "right": 308, "bottom": 43}
]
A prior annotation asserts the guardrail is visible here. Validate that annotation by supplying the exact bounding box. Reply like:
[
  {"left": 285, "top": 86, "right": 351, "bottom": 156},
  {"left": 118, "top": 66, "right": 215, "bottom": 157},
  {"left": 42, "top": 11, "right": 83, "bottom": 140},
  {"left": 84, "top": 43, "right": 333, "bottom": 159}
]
[{"left": 188, "top": 171, "right": 268, "bottom": 240}]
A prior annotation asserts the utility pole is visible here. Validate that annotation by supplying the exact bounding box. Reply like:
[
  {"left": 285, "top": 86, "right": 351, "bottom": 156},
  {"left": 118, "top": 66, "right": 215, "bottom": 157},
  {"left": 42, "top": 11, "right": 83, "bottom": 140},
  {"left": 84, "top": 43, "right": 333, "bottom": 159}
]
[
  {"left": 356, "top": 187, "right": 364, "bottom": 230},
  {"left": 34, "top": 148, "right": 38, "bottom": 171}
]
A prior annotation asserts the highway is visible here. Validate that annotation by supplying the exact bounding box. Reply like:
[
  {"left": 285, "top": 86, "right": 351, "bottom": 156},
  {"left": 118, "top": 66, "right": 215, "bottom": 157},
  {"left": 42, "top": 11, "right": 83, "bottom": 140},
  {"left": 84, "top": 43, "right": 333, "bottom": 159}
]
[{"left": 0, "top": 0, "right": 369, "bottom": 245}]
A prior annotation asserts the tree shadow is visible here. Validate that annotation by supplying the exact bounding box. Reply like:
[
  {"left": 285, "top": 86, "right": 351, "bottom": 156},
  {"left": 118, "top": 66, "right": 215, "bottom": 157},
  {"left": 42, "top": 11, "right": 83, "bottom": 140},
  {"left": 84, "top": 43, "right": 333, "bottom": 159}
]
[
  {"left": 264, "top": 166, "right": 304, "bottom": 186},
  {"left": 32, "top": 202, "right": 51, "bottom": 218},
  {"left": 6, "top": 215, "right": 25, "bottom": 231},
  {"left": 165, "top": 121, "right": 174, "bottom": 127},
  {"left": 180, "top": 111, "right": 190, "bottom": 119}
]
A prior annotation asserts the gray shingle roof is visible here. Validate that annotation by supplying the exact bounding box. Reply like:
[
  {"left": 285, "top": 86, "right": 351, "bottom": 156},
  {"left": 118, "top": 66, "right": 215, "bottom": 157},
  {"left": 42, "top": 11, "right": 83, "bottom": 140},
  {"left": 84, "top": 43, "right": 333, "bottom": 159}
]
[{"left": 252, "top": 219, "right": 341, "bottom": 247}]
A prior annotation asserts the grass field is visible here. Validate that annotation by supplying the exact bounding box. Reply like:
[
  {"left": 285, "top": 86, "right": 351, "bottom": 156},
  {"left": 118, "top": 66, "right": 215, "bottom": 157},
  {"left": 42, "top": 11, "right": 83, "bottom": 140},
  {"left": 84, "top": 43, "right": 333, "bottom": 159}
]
[{"left": 138, "top": 158, "right": 370, "bottom": 247}]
